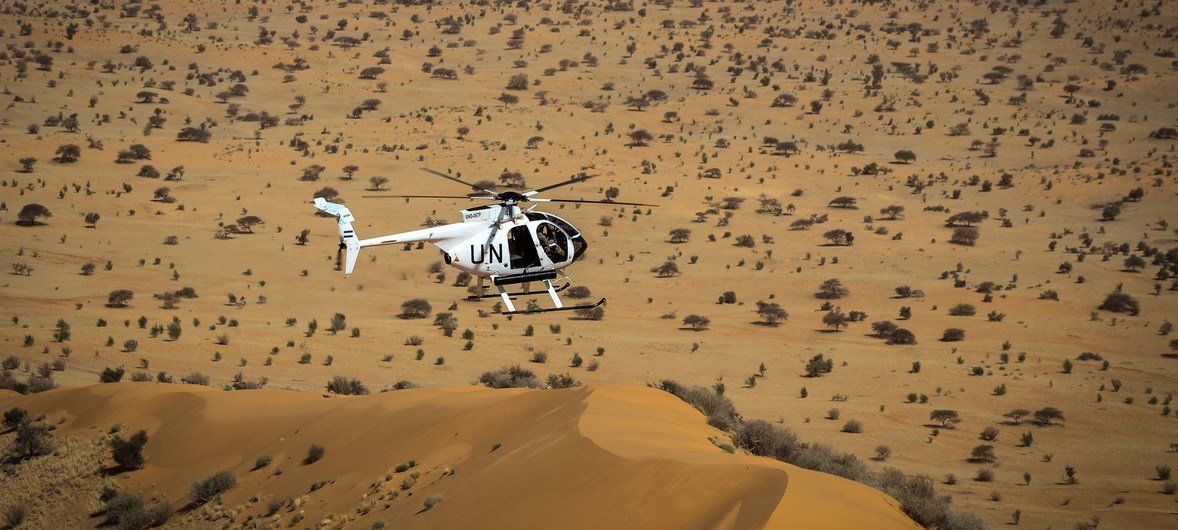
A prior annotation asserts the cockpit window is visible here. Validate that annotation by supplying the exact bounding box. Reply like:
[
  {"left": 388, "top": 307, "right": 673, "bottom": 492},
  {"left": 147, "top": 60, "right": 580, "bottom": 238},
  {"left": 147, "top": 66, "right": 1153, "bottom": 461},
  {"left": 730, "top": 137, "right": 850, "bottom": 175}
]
[{"left": 535, "top": 222, "right": 569, "bottom": 262}]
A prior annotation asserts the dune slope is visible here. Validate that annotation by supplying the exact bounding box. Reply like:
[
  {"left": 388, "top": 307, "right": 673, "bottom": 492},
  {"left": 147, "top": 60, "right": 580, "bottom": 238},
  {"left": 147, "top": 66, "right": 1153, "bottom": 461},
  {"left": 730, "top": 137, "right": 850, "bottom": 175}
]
[{"left": 1, "top": 383, "right": 918, "bottom": 529}]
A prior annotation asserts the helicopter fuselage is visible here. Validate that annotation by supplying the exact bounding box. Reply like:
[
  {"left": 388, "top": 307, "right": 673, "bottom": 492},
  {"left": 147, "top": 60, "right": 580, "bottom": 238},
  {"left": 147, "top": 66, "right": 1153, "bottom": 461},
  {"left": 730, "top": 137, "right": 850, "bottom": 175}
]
[{"left": 354, "top": 204, "right": 587, "bottom": 281}]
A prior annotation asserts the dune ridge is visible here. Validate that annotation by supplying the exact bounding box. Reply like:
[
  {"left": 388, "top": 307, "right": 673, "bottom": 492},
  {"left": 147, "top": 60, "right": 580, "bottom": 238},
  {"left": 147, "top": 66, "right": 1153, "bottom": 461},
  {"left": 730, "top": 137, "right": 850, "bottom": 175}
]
[{"left": 1, "top": 383, "right": 919, "bottom": 529}]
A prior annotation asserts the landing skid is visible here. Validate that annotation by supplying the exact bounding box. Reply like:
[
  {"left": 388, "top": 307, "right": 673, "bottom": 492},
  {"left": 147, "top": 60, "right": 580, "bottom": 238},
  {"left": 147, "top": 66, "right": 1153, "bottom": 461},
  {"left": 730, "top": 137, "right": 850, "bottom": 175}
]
[
  {"left": 504, "top": 298, "right": 606, "bottom": 316},
  {"left": 489, "top": 277, "right": 597, "bottom": 315},
  {"left": 465, "top": 282, "right": 570, "bottom": 301}
]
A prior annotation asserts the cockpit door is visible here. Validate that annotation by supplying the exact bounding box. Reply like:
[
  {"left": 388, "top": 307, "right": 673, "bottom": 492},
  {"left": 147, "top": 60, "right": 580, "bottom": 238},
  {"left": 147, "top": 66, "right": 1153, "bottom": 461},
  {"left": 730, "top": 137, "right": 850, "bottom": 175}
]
[{"left": 507, "top": 225, "right": 541, "bottom": 269}]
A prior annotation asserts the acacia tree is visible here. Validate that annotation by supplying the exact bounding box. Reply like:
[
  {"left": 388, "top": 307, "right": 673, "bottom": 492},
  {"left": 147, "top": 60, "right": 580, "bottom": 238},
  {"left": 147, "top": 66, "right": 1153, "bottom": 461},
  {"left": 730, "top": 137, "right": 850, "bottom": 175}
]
[
  {"left": 18, "top": 157, "right": 36, "bottom": 173},
  {"left": 930, "top": 409, "right": 960, "bottom": 428},
  {"left": 823, "top": 229, "right": 849, "bottom": 245},
  {"left": 815, "top": 278, "right": 849, "bottom": 299},
  {"left": 822, "top": 311, "right": 849, "bottom": 331},
  {"left": 669, "top": 228, "right": 691, "bottom": 243},
  {"left": 107, "top": 290, "right": 134, "bottom": 308},
  {"left": 369, "top": 176, "right": 389, "bottom": 190},
  {"left": 755, "top": 301, "right": 788, "bottom": 326},
  {"left": 17, "top": 204, "right": 52, "bottom": 225},
  {"left": 880, "top": 205, "right": 905, "bottom": 220},
  {"left": 54, "top": 144, "right": 81, "bottom": 163},
  {"left": 654, "top": 261, "right": 680, "bottom": 277},
  {"left": 628, "top": 129, "right": 653, "bottom": 147},
  {"left": 682, "top": 314, "right": 710, "bottom": 331},
  {"left": 236, "top": 216, "right": 265, "bottom": 233}
]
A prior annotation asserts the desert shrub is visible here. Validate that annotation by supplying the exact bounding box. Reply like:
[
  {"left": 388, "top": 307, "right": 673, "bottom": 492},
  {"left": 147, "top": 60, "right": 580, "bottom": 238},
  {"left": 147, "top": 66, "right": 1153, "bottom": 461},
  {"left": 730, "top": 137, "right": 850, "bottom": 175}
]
[
  {"left": 530, "top": 351, "right": 548, "bottom": 363},
  {"left": 479, "top": 365, "right": 540, "bottom": 389},
  {"left": 254, "top": 454, "right": 272, "bottom": 470},
  {"left": 888, "top": 328, "right": 917, "bottom": 344},
  {"left": 189, "top": 471, "right": 236, "bottom": 505},
  {"left": 180, "top": 372, "right": 209, "bottom": 386},
  {"left": 975, "top": 469, "right": 994, "bottom": 482},
  {"left": 732, "top": 420, "right": 800, "bottom": 461},
  {"left": 948, "top": 304, "right": 976, "bottom": 316},
  {"left": 942, "top": 328, "right": 966, "bottom": 341},
  {"left": 842, "top": 420, "right": 863, "bottom": 433},
  {"left": 566, "top": 286, "right": 592, "bottom": 299},
  {"left": 111, "top": 430, "right": 149, "bottom": 470},
  {"left": 546, "top": 373, "right": 581, "bottom": 389},
  {"left": 326, "top": 376, "right": 369, "bottom": 395},
  {"left": 650, "top": 380, "right": 740, "bottom": 431},
  {"left": 422, "top": 494, "right": 444, "bottom": 511},
  {"left": 304, "top": 444, "right": 325, "bottom": 464},
  {"left": 100, "top": 366, "right": 125, "bottom": 383},
  {"left": 3, "top": 408, "right": 28, "bottom": 430},
  {"left": 804, "top": 354, "right": 834, "bottom": 377},
  {"left": 103, "top": 493, "right": 144, "bottom": 525}
]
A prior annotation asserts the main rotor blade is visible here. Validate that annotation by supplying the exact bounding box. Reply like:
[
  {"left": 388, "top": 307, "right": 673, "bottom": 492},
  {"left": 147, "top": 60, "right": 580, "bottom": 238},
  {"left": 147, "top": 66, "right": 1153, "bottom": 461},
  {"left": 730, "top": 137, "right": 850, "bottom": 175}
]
[
  {"left": 541, "top": 198, "right": 659, "bottom": 207},
  {"left": 361, "top": 194, "right": 496, "bottom": 200},
  {"left": 420, "top": 168, "right": 495, "bottom": 194},
  {"left": 524, "top": 174, "right": 598, "bottom": 196}
]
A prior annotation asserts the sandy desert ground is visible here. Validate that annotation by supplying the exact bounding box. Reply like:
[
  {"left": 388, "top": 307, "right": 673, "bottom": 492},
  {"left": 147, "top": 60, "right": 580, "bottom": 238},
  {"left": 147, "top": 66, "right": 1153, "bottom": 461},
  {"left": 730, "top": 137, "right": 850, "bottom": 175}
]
[{"left": 1, "top": 0, "right": 1176, "bottom": 528}]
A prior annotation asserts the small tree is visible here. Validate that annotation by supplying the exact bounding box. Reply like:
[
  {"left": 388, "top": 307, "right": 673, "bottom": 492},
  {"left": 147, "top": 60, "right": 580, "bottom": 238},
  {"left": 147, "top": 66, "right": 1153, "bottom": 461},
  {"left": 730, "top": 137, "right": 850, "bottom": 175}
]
[
  {"left": 755, "top": 301, "right": 788, "bottom": 326},
  {"left": 401, "top": 299, "right": 432, "bottom": 318},
  {"left": 894, "top": 150, "right": 917, "bottom": 163},
  {"left": 815, "top": 278, "right": 849, "bottom": 299},
  {"left": 236, "top": 216, "right": 264, "bottom": 233},
  {"left": 84, "top": 213, "right": 101, "bottom": 228},
  {"left": 1124, "top": 255, "right": 1146, "bottom": 272},
  {"left": 804, "top": 354, "right": 834, "bottom": 377},
  {"left": 682, "top": 314, "right": 710, "bottom": 331},
  {"left": 111, "top": 430, "right": 149, "bottom": 470},
  {"left": 54, "top": 144, "right": 81, "bottom": 163},
  {"left": 1033, "top": 407, "right": 1064, "bottom": 426},
  {"left": 18, "top": 157, "right": 36, "bottom": 173},
  {"left": 822, "top": 311, "right": 849, "bottom": 331},
  {"left": 1099, "top": 292, "right": 1140, "bottom": 316},
  {"left": 108, "top": 290, "right": 134, "bottom": 308},
  {"left": 17, "top": 204, "right": 52, "bottom": 226},
  {"left": 655, "top": 261, "right": 680, "bottom": 277},
  {"left": 880, "top": 205, "right": 905, "bottom": 220},
  {"left": 369, "top": 176, "right": 390, "bottom": 190},
  {"left": 930, "top": 409, "right": 961, "bottom": 428},
  {"left": 950, "top": 226, "right": 980, "bottom": 246},
  {"left": 669, "top": 228, "right": 691, "bottom": 243},
  {"left": 823, "top": 229, "right": 849, "bottom": 245},
  {"left": 328, "top": 313, "right": 346, "bottom": 334},
  {"left": 628, "top": 129, "right": 653, "bottom": 146},
  {"left": 970, "top": 444, "right": 996, "bottom": 463}
]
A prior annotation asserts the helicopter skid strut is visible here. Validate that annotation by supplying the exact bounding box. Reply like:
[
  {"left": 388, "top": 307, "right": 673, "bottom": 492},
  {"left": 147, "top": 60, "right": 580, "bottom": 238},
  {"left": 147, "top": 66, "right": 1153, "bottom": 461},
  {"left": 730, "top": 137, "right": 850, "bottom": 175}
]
[{"left": 464, "top": 282, "right": 570, "bottom": 301}]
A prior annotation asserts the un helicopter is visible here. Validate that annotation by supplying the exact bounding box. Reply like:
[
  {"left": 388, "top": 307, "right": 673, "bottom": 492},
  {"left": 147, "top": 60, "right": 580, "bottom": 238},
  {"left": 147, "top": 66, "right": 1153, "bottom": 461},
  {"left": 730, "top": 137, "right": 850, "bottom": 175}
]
[{"left": 313, "top": 168, "right": 655, "bottom": 315}]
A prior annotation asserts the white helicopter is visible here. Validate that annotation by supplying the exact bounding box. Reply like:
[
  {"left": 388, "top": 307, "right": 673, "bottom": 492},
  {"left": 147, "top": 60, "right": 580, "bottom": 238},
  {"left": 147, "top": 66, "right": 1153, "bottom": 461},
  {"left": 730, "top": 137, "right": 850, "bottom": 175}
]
[{"left": 313, "top": 168, "right": 655, "bottom": 315}]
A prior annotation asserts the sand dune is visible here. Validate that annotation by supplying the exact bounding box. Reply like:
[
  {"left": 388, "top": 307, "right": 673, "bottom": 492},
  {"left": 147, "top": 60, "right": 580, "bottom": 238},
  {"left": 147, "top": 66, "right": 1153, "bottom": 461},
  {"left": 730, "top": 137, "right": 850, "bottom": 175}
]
[{"left": 1, "top": 383, "right": 918, "bottom": 529}]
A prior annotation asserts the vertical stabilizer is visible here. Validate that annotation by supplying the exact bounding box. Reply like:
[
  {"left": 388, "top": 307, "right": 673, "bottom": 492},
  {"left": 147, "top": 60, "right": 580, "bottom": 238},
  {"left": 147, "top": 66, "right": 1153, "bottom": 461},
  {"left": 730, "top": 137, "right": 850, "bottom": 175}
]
[{"left": 313, "top": 197, "right": 361, "bottom": 277}]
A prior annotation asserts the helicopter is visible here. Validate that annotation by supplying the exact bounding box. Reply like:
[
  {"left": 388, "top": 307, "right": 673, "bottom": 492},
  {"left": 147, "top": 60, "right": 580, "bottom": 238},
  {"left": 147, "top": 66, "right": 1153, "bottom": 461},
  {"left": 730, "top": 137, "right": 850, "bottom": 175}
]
[{"left": 312, "top": 168, "right": 655, "bottom": 315}]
